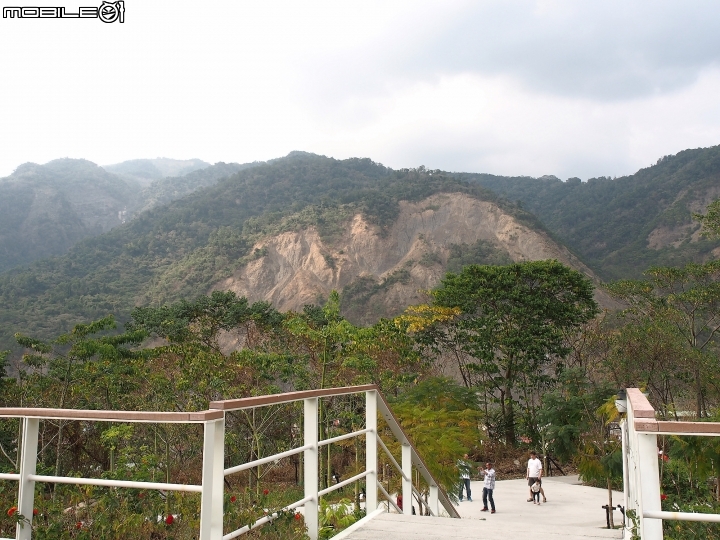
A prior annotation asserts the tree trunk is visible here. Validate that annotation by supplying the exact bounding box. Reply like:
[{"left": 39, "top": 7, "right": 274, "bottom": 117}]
[
  {"left": 504, "top": 384, "right": 515, "bottom": 445},
  {"left": 695, "top": 365, "right": 703, "bottom": 420}
]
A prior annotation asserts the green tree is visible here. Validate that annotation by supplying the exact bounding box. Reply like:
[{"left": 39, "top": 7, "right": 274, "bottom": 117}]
[
  {"left": 607, "top": 261, "right": 720, "bottom": 418},
  {"left": 389, "top": 377, "right": 482, "bottom": 503},
  {"left": 14, "top": 316, "right": 147, "bottom": 478},
  {"left": 694, "top": 198, "right": 720, "bottom": 238},
  {"left": 575, "top": 398, "right": 623, "bottom": 529},
  {"left": 430, "top": 260, "right": 599, "bottom": 445},
  {"left": 537, "top": 368, "right": 615, "bottom": 463}
]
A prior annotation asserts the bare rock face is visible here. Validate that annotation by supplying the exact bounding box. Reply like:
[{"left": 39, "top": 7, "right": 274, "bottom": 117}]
[{"left": 213, "top": 193, "right": 615, "bottom": 322}]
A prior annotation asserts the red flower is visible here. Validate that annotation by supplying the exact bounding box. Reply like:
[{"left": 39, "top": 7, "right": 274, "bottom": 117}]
[
  {"left": 294, "top": 513, "right": 301, "bottom": 520},
  {"left": 165, "top": 514, "right": 174, "bottom": 525},
  {"left": 33, "top": 509, "right": 38, "bottom": 515},
  {"left": 662, "top": 454, "right": 669, "bottom": 462},
  {"left": 263, "top": 489, "right": 269, "bottom": 496},
  {"left": 230, "top": 496, "right": 237, "bottom": 503},
  {"left": 76, "top": 522, "right": 83, "bottom": 529},
  {"left": 660, "top": 493, "right": 668, "bottom": 501},
  {"left": 138, "top": 492, "right": 146, "bottom": 499},
  {"left": 7, "top": 506, "right": 17, "bottom": 517}
]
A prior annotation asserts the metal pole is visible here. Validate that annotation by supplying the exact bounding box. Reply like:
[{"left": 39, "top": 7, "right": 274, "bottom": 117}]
[
  {"left": 199, "top": 418, "right": 225, "bottom": 540},
  {"left": 402, "top": 443, "right": 412, "bottom": 516},
  {"left": 17, "top": 417, "right": 39, "bottom": 540},
  {"left": 304, "top": 398, "right": 319, "bottom": 540},
  {"left": 365, "top": 391, "right": 377, "bottom": 513}
]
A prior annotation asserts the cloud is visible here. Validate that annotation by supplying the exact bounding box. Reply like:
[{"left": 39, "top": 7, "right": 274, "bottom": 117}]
[
  {"left": 300, "top": 69, "right": 720, "bottom": 179},
  {"left": 1, "top": 1, "right": 719, "bottom": 179}
]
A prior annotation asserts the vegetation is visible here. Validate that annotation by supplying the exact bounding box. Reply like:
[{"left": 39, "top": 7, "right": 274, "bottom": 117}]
[
  {"left": 0, "top": 159, "right": 142, "bottom": 273},
  {"left": 4, "top": 149, "right": 720, "bottom": 537},
  {"left": 423, "top": 260, "right": 599, "bottom": 444},
  {"left": 466, "top": 144, "right": 720, "bottom": 280},
  {"left": 0, "top": 153, "right": 524, "bottom": 356}
]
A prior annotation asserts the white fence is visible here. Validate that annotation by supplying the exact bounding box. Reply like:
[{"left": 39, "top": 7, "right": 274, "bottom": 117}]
[
  {"left": 622, "top": 388, "right": 720, "bottom": 539},
  {"left": 0, "top": 384, "right": 458, "bottom": 540}
]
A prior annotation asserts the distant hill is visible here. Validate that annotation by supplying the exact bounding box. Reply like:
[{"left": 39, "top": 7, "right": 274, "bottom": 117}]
[
  {"left": 464, "top": 145, "right": 720, "bottom": 280},
  {"left": 0, "top": 159, "right": 141, "bottom": 273},
  {"left": 0, "top": 153, "right": 567, "bottom": 354},
  {"left": 104, "top": 158, "right": 211, "bottom": 185},
  {"left": 135, "top": 161, "right": 258, "bottom": 214}
]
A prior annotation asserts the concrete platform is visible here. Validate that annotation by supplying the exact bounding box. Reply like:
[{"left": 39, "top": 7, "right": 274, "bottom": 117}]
[{"left": 340, "top": 476, "right": 624, "bottom": 539}]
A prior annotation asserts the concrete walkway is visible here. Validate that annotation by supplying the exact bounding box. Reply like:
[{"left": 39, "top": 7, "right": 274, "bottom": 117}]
[{"left": 341, "top": 476, "right": 624, "bottom": 539}]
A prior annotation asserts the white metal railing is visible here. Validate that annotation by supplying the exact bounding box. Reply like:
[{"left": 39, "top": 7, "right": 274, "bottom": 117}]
[
  {"left": 621, "top": 388, "right": 720, "bottom": 539},
  {"left": 0, "top": 384, "right": 458, "bottom": 540}
]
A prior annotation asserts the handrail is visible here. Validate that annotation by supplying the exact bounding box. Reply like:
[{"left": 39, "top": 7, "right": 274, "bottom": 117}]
[
  {"left": 224, "top": 444, "right": 313, "bottom": 477},
  {"left": 636, "top": 419, "right": 720, "bottom": 436},
  {"left": 212, "top": 385, "right": 459, "bottom": 518},
  {"left": 377, "top": 435, "right": 410, "bottom": 482},
  {"left": 223, "top": 496, "right": 313, "bottom": 540},
  {"left": 0, "top": 407, "right": 222, "bottom": 423},
  {"left": 318, "top": 471, "right": 369, "bottom": 497},
  {"left": 377, "top": 481, "right": 402, "bottom": 513},
  {"left": 209, "top": 385, "right": 378, "bottom": 411},
  {"left": 0, "top": 383, "right": 460, "bottom": 539},
  {"left": 28, "top": 474, "right": 203, "bottom": 493},
  {"left": 644, "top": 510, "right": 720, "bottom": 523},
  {"left": 319, "top": 428, "right": 372, "bottom": 447}
]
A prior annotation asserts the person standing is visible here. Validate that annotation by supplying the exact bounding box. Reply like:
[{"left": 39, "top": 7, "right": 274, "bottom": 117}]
[
  {"left": 479, "top": 462, "right": 496, "bottom": 513},
  {"left": 458, "top": 453, "right": 472, "bottom": 502},
  {"left": 526, "top": 451, "right": 546, "bottom": 503}
]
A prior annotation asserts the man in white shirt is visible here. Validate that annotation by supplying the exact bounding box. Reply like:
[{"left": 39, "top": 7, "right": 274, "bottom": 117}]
[{"left": 526, "top": 451, "right": 546, "bottom": 503}]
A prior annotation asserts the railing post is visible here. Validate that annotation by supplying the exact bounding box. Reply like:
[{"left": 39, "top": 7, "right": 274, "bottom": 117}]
[
  {"left": 429, "top": 485, "right": 439, "bottom": 516},
  {"left": 402, "top": 443, "right": 412, "bottom": 515},
  {"left": 365, "top": 390, "right": 377, "bottom": 513},
  {"left": 199, "top": 417, "right": 225, "bottom": 540},
  {"left": 17, "top": 417, "right": 39, "bottom": 540},
  {"left": 620, "top": 418, "right": 629, "bottom": 531},
  {"left": 304, "top": 398, "right": 319, "bottom": 540},
  {"left": 637, "top": 432, "right": 663, "bottom": 539}
]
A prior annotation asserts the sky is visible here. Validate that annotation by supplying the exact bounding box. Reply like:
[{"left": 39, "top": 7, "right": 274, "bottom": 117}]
[{"left": 1, "top": 0, "right": 720, "bottom": 179}]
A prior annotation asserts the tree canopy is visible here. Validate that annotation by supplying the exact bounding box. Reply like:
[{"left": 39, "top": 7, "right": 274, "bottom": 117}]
[{"left": 430, "top": 260, "right": 599, "bottom": 444}]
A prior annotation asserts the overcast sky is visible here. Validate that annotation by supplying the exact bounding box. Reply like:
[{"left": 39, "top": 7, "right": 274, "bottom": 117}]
[{"left": 1, "top": 0, "right": 720, "bottom": 179}]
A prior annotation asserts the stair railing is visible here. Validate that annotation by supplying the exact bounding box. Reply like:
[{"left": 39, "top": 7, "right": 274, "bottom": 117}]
[{"left": 0, "top": 384, "right": 458, "bottom": 540}]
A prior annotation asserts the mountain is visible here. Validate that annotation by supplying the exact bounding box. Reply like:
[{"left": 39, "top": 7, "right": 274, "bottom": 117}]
[
  {"left": 214, "top": 191, "right": 611, "bottom": 325},
  {"left": 0, "top": 159, "right": 253, "bottom": 274},
  {"left": 103, "top": 158, "right": 211, "bottom": 186},
  {"left": 0, "top": 153, "right": 588, "bottom": 354},
  {"left": 463, "top": 145, "right": 720, "bottom": 280},
  {"left": 135, "top": 161, "right": 257, "bottom": 214},
  {"left": 3, "top": 146, "right": 719, "bottom": 355},
  {"left": 0, "top": 159, "right": 142, "bottom": 273}
]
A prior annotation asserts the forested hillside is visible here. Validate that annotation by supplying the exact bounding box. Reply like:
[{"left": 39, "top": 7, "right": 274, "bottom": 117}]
[
  {"left": 0, "top": 159, "right": 142, "bottom": 273},
  {"left": 0, "top": 153, "right": 542, "bottom": 355},
  {"left": 132, "top": 161, "right": 254, "bottom": 213},
  {"left": 0, "top": 159, "right": 250, "bottom": 274},
  {"left": 104, "top": 157, "right": 211, "bottom": 185},
  {"left": 465, "top": 145, "right": 720, "bottom": 279}
]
